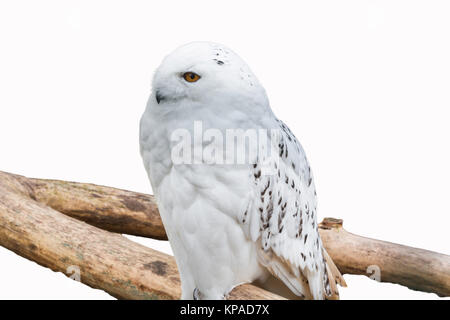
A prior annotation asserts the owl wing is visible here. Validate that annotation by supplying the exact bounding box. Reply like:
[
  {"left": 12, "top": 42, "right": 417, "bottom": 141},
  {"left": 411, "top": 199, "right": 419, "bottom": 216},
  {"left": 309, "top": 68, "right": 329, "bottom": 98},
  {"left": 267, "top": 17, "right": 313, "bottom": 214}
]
[{"left": 240, "top": 119, "right": 346, "bottom": 299}]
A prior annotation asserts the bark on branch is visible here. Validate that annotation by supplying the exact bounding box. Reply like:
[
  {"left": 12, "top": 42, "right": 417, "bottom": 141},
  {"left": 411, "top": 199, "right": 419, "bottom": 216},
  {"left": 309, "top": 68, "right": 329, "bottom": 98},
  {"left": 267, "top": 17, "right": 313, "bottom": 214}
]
[
  {"left": 319, "top": 218, "right": 450, "bottom": 297},
  {"left": 0, "top": 171, "right": 281, "bottom": 300},
  {"left": 1, "top": 170, "right": 449, "bottom": 298}
]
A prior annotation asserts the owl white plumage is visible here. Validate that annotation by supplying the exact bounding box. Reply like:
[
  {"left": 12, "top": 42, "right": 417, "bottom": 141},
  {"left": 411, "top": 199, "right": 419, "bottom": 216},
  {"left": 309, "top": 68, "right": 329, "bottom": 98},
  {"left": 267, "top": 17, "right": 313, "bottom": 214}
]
[{"left": 139, "top": 42, "right": 346, "bottom": 300}]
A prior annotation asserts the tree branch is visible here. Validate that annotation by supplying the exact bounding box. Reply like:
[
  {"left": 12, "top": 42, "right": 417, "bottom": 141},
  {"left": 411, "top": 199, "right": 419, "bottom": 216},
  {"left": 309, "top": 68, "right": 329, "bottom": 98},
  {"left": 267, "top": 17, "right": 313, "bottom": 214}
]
[
  {"left": 0, "top": 171, "right": 282, "bottom": 300},
  {"left": 319, "top": 218, "right": 450, "bottom": 297},
  {"left": 13, "top": 173, "right": 167, "bottom": 240},
  {"left": 1, "top": 170, "right": 449, "bottom": 298}
]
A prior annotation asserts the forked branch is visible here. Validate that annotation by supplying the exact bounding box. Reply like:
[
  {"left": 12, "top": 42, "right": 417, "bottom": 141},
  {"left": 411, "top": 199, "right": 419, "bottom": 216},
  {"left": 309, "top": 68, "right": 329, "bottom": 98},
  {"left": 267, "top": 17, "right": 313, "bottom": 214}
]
[{"left": 0, "top": 171, "right": 449, "bottom": 298}]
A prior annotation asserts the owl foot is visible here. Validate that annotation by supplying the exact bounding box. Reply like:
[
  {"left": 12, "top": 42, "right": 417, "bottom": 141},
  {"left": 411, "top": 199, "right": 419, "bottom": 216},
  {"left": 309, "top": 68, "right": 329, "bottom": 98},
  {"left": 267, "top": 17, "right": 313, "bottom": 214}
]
[{"left": 193, "top": 288, "right": 202, "bottom": 300}]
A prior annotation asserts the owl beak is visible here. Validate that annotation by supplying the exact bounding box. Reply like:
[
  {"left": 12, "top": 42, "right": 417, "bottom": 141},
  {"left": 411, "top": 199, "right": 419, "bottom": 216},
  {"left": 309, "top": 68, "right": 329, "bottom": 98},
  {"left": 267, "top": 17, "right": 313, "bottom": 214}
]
[{"left": 155, "top": 90, "right": 165, "bottom": 104}]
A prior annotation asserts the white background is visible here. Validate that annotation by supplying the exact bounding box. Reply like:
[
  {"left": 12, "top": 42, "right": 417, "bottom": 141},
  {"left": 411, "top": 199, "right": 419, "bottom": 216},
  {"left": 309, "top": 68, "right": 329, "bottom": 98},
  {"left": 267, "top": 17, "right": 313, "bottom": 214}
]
[{"left": 0, "top": 1, "right": 449, "bottom": 300}]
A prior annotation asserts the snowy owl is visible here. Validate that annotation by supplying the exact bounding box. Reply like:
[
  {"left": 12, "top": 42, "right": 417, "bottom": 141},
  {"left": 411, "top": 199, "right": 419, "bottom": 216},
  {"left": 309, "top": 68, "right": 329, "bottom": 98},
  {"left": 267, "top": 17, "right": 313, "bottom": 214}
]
[{"left": 140, "top": 42, "right": 346, "bottom": 300}]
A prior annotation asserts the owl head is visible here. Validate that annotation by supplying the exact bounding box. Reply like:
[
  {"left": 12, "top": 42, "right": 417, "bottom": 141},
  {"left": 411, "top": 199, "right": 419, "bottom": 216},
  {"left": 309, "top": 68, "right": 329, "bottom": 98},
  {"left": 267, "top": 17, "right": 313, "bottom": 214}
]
[{"left": 151, "top": 42, "right": 268, "bottom": 110}]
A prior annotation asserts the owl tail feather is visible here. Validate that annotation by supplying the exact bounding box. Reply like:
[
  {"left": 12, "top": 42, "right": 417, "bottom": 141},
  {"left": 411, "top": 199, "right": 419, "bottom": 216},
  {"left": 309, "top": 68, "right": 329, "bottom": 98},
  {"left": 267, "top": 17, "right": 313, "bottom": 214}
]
[
  {"left": 322, "top": 249, "right": 347, "bottom": 300},
  {"left": 257, "top": 247, "right": 346, "bottom": 300}
]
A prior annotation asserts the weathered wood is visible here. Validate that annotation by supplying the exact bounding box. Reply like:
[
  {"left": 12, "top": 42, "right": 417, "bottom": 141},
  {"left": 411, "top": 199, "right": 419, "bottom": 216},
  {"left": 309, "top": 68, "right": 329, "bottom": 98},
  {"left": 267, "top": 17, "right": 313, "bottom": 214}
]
[
  {"left": 318, "top": 218, "right": 450, "bottom": 297},
  {"left": 0, "top": 171, "right": 283, "bottom": 300},
  {"left": 13, "top": 173, "right": 167, "bottom": 240},
  {"left": 1, "top": 170, "right": 450, "bottom": 298}
]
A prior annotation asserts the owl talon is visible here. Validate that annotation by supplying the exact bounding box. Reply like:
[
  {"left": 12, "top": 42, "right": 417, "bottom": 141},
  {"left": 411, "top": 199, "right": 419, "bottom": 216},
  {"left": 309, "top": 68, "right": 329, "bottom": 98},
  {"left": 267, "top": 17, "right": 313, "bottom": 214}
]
[{"left": 193, "top": 288, "right": 202, "bottom": 300}]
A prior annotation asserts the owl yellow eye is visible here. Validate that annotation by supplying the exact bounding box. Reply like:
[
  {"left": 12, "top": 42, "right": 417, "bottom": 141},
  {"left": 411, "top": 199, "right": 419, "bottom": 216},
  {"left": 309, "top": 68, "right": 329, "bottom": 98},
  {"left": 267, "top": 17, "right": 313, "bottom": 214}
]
[{"left": 183, "top": 72, "right": 201, "bottom": 83}]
